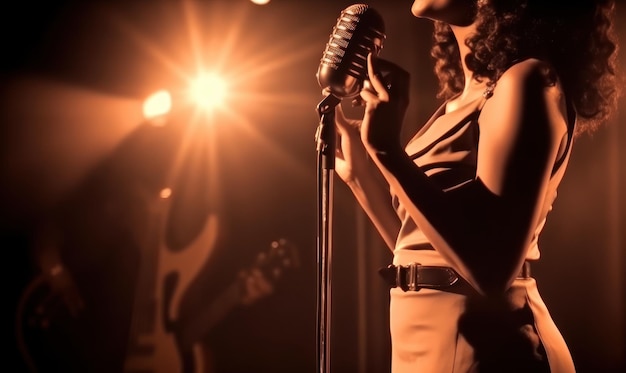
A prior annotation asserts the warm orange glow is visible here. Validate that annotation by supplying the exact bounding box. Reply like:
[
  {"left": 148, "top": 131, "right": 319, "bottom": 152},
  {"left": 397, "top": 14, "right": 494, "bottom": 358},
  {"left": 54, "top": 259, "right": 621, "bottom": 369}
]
[
  {"left": 1, "top": 76, "right": 144, "bottom": 214},
  {"left": 160, "top": 188, "right": 172, "bottom": 199},
  {"left": 188, "top": 72, "right": 229, "bottom": 112},
  {"left": 108, "top": 1, "right": 317, "bottom": 182},
  {"left": 143, "top": 89, "right": 172, "bottom": 120},
  {"left": 111, "top": 1, "right": 318, "bottom": 123}
]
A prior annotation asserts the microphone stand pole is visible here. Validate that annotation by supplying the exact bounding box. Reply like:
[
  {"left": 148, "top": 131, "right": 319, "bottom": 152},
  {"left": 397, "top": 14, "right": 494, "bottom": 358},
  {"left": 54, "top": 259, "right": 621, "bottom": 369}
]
[{"left": 315, "top": 93, "right": 341, "bottom": 373}]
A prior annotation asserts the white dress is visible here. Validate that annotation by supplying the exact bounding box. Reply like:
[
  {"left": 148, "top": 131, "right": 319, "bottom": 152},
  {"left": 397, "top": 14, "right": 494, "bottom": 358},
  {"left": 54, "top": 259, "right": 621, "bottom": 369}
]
[{"left": 388, "top": 88, "right": 576, "bottom": 373}]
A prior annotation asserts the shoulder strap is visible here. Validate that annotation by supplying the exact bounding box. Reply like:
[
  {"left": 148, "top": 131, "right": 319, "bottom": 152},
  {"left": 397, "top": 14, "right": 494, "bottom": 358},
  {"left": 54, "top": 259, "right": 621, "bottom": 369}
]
[{"left": 476, "top": 82, "right": 495, "bottom": 112}]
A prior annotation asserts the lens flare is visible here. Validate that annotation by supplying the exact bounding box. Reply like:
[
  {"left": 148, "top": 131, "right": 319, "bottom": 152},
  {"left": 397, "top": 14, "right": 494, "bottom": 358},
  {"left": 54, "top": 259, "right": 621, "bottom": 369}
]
[
  {"left": 189, "top": 72, "right": 229, "bottom": 111},
  {"left": 160, "top": 188, "right": 172, "bottom": 199},
  {"left": 143, "top": 89, "right": 172, "bottom": 120}
]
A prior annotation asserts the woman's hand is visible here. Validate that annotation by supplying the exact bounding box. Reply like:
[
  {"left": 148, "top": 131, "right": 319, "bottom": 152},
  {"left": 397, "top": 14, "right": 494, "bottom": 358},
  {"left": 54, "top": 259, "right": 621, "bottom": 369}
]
[
  {"left": 359, "top": 53, "right": 410, "bottom": 154},
  {"left": 239, "top": 268, "right": 274, "bottom": 306},
  {"left": 330, "top": 93, "right": 404, "bottom": 251},
  {"left": 333, "top": 103, "right": 368, "bottom": 185}
]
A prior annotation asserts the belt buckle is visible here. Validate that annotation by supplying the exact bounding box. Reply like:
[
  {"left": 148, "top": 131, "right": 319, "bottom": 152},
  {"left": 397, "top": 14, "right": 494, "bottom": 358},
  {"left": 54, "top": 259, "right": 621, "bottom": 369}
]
[
  {"left": 393, "top": 263, "right": 460, "bottom": 292},
  {"left": 393, "top": 262, "right": 421, "bottom": 292},
  {"left": 407, "top": 262, "right": 420, "bottom": 291},
  {"left": 394, "top": 264, "right": 403, "bottom": 291},
  {"left": 394, "top": 263, "right": 420, "bottom": 292}
]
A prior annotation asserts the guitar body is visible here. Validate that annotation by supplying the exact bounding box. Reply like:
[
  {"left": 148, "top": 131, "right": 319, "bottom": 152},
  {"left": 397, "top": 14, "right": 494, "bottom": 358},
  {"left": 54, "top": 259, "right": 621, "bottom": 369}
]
[
  {"left": 16, "top": 275, "right": 92, "bottom": 372},
  {"left": 16, "top": 187, "right": 297, "bottom": 373},
  {"left": 124, "top": 192, "right": 219, "bottom": 373}
]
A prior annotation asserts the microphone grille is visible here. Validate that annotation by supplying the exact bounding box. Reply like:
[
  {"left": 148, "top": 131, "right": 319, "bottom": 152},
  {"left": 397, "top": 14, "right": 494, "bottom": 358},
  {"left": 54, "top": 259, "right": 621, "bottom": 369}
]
[{"left": 318, "top": 4, "right": 385, "bottom": 98}]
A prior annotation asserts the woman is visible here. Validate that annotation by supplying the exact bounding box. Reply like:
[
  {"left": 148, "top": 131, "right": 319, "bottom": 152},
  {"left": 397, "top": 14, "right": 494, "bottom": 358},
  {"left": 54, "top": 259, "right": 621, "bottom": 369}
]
[{"left": 333, "top": 0, "right": 618, "bottom": 372}]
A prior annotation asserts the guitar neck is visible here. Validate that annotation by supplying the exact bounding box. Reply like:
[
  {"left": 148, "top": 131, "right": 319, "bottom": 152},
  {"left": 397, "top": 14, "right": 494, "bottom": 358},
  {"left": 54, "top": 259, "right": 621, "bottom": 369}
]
[
  {"left": 182, "top": 279, "right": 242, "bottom": 345},
  {"left": 127, "top": 205, "right": 164, "bottom": 337},
  {"left": 180, "top": 238, "right": 299, "bottom": 348}
]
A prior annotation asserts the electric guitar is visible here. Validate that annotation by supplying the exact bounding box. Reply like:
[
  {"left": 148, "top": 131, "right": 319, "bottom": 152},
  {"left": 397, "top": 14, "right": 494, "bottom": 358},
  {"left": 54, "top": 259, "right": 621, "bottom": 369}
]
[
  {"left": 16, "top": 188, "right": 298, "bottom": 373},
  {"left": 179, "top": 238, "right": 300, "bottom": 373},
  {"left": 15, "top": 191, "right": 220, "bottom": 373},
  {"left": 123, "top": 189, "right": 218, "bottom": 373},
  {"left": 123, "top": 192, "right": 299, "bottom": 373},
  {"left": 123, "top": 194, "right": 299, "bottom": 373}
]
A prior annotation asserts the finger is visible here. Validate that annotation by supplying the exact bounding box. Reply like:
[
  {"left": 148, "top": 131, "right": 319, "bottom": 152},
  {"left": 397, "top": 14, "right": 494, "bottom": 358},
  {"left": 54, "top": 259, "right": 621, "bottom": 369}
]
[
  {"left": 359, "top": 88, "right": 381, "bottom": 104},
  {"left": 254, "top": 276, "right": 274, "bottom": 294},
  {"left": 245, "top": 275, "right": 273, "bottom": 300},
  {"left": 249, "top": 269, "right": 271, "bottom": 285},
  {"left": 336, "top": 105, "right": 361, "bottom": 129},
  {"left": 351, "top": 96, "right": 364, "bottom": 107},
  {"left": 366, "top": 53, "right": 389, "bottom": 101}
]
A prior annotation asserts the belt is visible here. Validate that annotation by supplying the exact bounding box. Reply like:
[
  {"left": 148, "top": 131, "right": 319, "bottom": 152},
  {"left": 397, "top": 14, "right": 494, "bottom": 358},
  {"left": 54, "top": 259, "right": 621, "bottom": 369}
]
[{"left": 378, "top": 261, "right": 531, "bottom": 292}]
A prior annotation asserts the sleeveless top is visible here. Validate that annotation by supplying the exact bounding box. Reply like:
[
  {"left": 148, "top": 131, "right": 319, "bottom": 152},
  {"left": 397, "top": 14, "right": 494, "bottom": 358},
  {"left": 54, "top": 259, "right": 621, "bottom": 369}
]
[{"left": 392, "top": 84, "right": 575, "bottom": 260}]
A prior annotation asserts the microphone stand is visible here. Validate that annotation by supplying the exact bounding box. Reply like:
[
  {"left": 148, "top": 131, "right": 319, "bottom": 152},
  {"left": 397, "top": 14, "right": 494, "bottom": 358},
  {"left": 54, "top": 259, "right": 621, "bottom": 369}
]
[{"left": 315, "top": 93, "right": 341, "bottom": 373}]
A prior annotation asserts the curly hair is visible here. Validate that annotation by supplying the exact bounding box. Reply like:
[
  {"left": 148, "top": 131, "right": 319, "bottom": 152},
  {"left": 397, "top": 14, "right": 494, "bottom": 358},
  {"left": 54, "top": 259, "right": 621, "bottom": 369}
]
[{"left": 430, "top": 0, "right": 619, "bottom": 136}]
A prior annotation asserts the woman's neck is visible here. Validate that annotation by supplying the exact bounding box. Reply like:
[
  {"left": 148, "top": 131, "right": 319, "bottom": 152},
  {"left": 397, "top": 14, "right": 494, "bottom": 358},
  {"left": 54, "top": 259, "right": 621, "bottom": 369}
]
[{"left": 450, "top": 23, "right": 482, "bottom": 99}]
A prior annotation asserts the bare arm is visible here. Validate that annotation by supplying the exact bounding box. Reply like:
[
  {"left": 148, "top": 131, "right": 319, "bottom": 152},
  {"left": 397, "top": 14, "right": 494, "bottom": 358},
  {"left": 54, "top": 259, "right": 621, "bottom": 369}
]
[
  {"left": 361, "top": 57, "right": 568, "bottom": 296},
  {"left": 334, "top": 104, "right": 401, "bottom": 251}
]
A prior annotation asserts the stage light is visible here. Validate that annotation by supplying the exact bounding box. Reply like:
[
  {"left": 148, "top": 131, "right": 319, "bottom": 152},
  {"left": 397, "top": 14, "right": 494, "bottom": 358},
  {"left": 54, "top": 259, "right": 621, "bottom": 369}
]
[
  {"left": 142, "top": 89, "right": 172, "bottom": 122},
  {"left": 188, "top": 72, "right": 229, "bottom": 112},
  {"left": 160, "top": 188, "right": 172, "bottom": 199},
  {"left": 250, "top": 0, "right": 270, "bottom": 4}
]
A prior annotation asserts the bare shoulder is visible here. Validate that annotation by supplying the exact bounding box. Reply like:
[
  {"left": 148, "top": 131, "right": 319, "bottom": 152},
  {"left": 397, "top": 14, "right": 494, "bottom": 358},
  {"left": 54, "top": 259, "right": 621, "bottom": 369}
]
[
  {"left": 481, "top": 58, "right": 567, "bottom": 134},
  {"left": 476, "top": 58, "right": 569, "bottom": 196},
  {"left": 493, "top": 58, "right": 562, "bottom": 100}
]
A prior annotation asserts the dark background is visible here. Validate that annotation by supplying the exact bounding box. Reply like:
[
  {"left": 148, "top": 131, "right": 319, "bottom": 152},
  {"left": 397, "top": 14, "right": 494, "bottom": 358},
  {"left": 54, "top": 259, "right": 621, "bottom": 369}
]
[{"left": 2, "top": 1, "right": 625, "bottom": 372}]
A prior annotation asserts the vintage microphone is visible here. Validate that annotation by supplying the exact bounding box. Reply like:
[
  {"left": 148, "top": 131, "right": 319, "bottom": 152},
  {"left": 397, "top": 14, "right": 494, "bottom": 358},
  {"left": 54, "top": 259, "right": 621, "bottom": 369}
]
[
  {"left": 317, "top": 4, "right": 386, "bottom": 101},
  {"left": 314, "top": 4, "right": 385, "bottom": 373}
]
